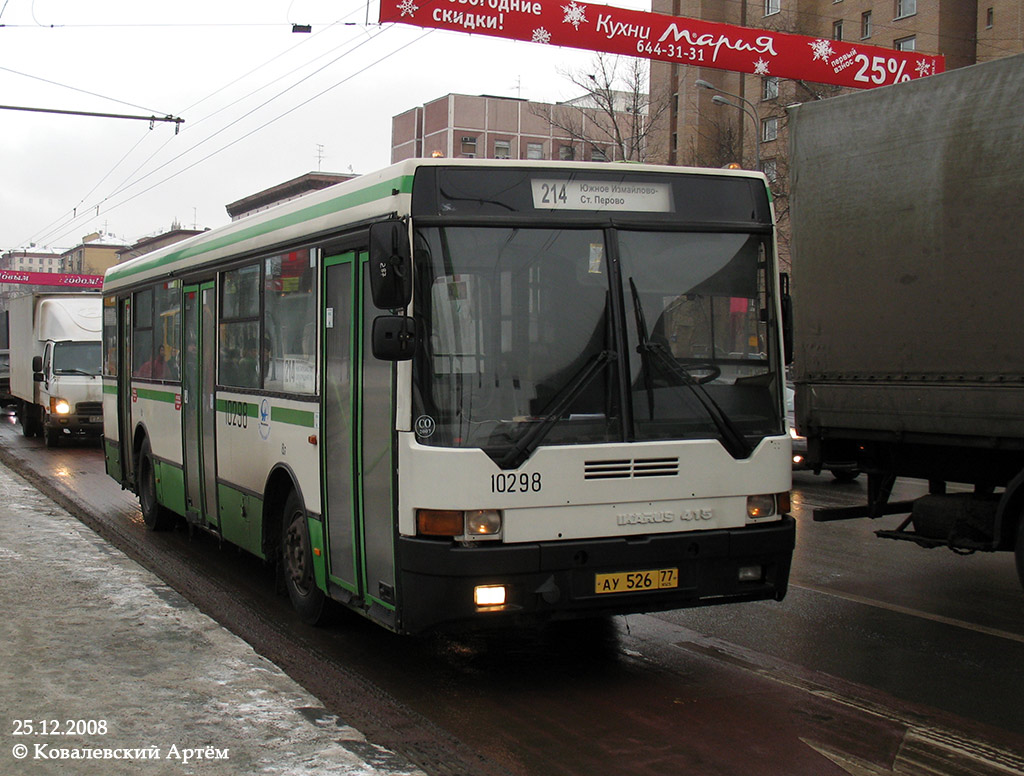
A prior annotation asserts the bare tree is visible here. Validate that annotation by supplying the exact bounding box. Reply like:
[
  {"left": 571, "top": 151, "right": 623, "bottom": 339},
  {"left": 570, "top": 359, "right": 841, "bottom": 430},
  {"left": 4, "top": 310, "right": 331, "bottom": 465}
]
[{"left": 532, "top": 54, "right": 672, "bottom": 162}]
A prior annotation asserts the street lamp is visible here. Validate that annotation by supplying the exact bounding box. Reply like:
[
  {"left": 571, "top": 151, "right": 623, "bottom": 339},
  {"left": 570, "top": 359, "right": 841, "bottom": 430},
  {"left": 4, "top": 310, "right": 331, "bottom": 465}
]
[{"left": 696, "top": 79, "right": 761, "bottom": 171}]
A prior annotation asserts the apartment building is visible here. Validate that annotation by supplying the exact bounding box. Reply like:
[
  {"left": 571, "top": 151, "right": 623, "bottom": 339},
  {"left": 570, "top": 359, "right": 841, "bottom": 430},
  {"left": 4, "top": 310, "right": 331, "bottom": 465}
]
[
  {"left": 59, "top": 233, "right": 125, "bottom": 276},
  {"left": 391, "top": 92, "right": 647, "bottom": 164}
]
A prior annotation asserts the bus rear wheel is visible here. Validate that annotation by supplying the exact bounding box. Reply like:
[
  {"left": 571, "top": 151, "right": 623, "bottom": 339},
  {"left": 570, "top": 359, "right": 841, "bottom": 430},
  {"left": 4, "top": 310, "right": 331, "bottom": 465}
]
[
  {"left": 1015, "top": 520, "right": 1024, "bottom": 592},
  {"left": 282, "top": 491, "right": 328, "bottom": 625},
  {"left": 137, "top": 438, "right": 175, "bottom": 531}
]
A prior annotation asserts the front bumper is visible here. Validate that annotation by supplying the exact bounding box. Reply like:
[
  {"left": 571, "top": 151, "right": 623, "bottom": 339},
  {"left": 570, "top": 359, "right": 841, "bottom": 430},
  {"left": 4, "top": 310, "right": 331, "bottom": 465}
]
[
  {"left": 48, "top": 413, "right": 104, "bottom": 437},
  {"left": 396, "top": 516, "right": 795, "bottom": 634}
]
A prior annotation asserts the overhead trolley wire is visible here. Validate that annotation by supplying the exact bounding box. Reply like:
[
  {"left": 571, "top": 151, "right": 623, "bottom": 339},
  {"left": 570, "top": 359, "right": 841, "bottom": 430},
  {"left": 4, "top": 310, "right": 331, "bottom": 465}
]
[
  {"left": 38, "top": 26, "right": 433, "bottom": 248},
  {"left": 20, "top": 11, "right": 373, "bottom": 248}
]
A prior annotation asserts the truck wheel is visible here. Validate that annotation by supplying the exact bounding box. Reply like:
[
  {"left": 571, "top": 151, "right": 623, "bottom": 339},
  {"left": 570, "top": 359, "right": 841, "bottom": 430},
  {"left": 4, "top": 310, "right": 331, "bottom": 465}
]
[
  {"left": 137, "top": 438, "right": 175, "bottom": 531},
  {"left": 281, "top": 490, "right": 328, "bottom": 625},
  {"left": 44, "top": 424, "right": 61, "bottom": 448},
  {"left": 20, "top": 404, "right": 37, "bottom": 437}
]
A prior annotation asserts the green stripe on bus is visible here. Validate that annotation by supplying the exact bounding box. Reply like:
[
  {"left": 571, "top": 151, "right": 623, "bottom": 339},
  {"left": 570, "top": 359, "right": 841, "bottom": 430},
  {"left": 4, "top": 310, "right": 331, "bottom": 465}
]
[
  {"left": 270, "top": 406, "right": 316, "bottom": 427},
  {"left": 106, "top": 175, "right": 414, "bottom": 284},
  {"left": 134, "top": 387, "right": 179, "bottom": 403},
  {"left": 103, "top": 384, "right": 117, "bottom": 395}
]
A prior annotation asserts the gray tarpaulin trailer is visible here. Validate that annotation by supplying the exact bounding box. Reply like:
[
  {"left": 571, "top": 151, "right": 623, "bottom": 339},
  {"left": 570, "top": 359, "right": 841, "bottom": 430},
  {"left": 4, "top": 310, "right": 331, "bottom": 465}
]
[{"left": 789, "top": 53, "right": 1024, "bottom": 587}]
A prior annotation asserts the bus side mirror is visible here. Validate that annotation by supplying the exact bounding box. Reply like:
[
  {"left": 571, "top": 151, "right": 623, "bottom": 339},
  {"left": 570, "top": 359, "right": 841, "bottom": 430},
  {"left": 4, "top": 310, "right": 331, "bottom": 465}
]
[
  {"left": 372, "top": 316, "right": 417, "bottom": 361},
  {"left": 368, "top": 220, "right": 412, "bottom": 310},
  {"left": 780, "top": 272, "right": 794, "bottom": 365}
]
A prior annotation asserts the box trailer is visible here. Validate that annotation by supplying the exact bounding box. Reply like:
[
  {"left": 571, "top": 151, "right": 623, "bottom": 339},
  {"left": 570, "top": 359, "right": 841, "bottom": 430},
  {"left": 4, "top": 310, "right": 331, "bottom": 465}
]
[{"left": 789, "top": 54, "right": 1024, "bottom": 587}]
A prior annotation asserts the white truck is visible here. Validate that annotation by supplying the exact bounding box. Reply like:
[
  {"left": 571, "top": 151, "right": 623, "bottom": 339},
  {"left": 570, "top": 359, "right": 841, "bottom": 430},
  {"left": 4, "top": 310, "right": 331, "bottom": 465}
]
[{"left": 9, "top": 292, "right": 104, "bottom": 446}]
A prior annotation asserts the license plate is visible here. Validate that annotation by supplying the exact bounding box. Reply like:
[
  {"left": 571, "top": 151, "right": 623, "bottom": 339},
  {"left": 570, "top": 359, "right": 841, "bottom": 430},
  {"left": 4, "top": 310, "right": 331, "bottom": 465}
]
[
  {"left": 89, "top": 416, "right": 103, "bottom": 424},
  {"left": 595, "top": 567, "right": 679, "bottom": 595}
]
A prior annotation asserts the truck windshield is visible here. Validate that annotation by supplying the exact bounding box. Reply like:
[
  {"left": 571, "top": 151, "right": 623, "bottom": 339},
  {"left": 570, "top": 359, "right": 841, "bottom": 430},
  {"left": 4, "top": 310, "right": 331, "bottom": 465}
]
[
  {"left": 53, "top": 341, "right": 102, "bottom": 376},
  {"left": 411, "top": 225, "right": 782, "bottom": 465}
]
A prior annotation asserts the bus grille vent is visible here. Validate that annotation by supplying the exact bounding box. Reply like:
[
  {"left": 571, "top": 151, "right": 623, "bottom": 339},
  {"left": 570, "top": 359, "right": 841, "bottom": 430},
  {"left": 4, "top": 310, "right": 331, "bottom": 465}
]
[{"left": 584, "top": 458, "right": 679, "bottom": 480}]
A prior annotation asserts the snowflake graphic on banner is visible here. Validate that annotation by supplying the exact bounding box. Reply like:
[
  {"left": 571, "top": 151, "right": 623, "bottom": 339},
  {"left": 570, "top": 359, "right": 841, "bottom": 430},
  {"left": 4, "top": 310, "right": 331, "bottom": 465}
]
[
  {"left": 398, "top": 0, "right": 418, "bottom": 17},
  {"left": 532, "top": 27, "right": 552, "bottom": 44},
  {"left": 753, "top": 58, "right": 770, "bottom": 75},
  {"left": 808, "top": 38, "right": 834, "bottom": 62},
  {"left": 915, "top": 59, "right": 935, "bottom": 77},
  {"left": 562, "top": 2, "right": 588, "bottom": 30}
]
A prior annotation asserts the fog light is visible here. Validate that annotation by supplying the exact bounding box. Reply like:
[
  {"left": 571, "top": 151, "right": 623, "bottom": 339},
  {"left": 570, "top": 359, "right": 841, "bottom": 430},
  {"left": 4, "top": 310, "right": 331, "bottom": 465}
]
[
  {"left": 466, "top": 509, "right": 502, "bottom": 536},
  {"left": 474, "top": 585, "right": 507, "bottom": 607},
  {"left": 746, "top": 494, "right": 776, "bottom": 519},
  {"left": 738, "top": 565, "right": 763, "bottom": 582}
]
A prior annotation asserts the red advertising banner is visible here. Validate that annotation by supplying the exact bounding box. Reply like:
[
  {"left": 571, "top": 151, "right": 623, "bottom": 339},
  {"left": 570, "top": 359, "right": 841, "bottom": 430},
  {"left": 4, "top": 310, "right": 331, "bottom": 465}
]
[
  {"left": 0, "top": 270, "right": 103, "bottom": 289},
  {"left": 380, "top": 0, "right": 944, "bottom": 89}
]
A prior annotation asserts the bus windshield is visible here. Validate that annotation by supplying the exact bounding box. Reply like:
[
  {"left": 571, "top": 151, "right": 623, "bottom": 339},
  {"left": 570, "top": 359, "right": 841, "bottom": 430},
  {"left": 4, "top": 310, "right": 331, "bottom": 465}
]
[{"left": 411, "top": 225, "right": 783, "bottom": 464}]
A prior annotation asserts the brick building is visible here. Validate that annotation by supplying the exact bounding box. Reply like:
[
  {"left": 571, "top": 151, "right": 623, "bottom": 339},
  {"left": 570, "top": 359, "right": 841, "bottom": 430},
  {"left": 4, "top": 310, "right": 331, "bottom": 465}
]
[{"left": 391, "top": 92, "right": 647, "bottom": 164}]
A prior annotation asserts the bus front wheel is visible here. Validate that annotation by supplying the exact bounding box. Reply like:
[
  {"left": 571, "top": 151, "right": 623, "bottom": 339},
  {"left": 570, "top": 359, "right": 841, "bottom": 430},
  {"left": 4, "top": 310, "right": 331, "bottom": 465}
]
[
  {"left": 137, "top": 438, "right": 175, "bottom": 531},
  {"left": 282, "top": 491, "right": 328, "bottom": 625}
]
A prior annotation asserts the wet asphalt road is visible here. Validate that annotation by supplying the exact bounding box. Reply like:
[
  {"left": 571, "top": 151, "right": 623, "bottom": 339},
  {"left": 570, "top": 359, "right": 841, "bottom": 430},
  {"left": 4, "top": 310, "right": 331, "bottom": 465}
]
[{"left": 2, "top": 411, "right": 1023, "bottom": 776}]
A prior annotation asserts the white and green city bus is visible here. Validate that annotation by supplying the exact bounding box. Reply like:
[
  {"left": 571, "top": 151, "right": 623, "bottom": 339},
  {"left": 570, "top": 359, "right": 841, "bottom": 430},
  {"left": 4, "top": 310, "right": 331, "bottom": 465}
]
[{"left": 102, "top": 159, "right": 795, "bottom": 633}]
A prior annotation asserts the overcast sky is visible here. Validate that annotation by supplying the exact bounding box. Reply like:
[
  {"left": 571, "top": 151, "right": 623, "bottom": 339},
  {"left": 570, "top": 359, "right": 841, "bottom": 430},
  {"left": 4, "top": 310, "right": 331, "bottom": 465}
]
[{"left": 0, "top": 0, "right": 649, "bottom": 254}]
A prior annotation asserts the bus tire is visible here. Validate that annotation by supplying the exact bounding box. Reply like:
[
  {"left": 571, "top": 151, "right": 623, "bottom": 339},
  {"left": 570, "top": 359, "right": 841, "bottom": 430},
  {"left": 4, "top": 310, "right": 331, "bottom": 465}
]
[
  {"left": 281, "top": 490, "right": 328, "bottom": 625},
  {"left": 1015, "top": 520, "right": 1024, "bottom": 592},
  {"left": 137, "top": 438, "right": 175, "bottom": 531}
]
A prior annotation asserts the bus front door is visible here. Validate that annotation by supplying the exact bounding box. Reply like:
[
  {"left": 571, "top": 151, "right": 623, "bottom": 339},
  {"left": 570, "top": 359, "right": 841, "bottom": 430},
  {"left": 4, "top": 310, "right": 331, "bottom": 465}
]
[
  {"left": 323, "top": 251, "right": 396, "bottom": 622},
  {"left": 182, "top": 281, "right": 219, "bottom": 529}
]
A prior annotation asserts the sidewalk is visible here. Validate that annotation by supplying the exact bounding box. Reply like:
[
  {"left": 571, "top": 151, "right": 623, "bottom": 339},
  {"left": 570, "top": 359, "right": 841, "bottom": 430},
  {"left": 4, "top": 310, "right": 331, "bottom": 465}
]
[{"left": 0, "top": 461, "right": 426, "bottom": 776}]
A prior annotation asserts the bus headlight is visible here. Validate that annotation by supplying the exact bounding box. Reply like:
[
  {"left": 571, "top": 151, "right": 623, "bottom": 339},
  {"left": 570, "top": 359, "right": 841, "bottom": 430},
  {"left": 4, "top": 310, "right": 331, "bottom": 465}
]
[
  {"left": 466, "top": 509, "right": 502, "bottom": 536},
  {"left": 417, "top": 509, "right": 504, "bottom": 541},
  {"left": 50, "top": 398, "right": 72, "bottom": 415}
]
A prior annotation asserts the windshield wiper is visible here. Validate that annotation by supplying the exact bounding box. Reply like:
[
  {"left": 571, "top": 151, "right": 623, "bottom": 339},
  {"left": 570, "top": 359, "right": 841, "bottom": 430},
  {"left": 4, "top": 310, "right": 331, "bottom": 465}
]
[
  {"left": 497, "top": 349, "right": 616, "bottom": 470},
  {"left": 628, "top": 278, "right": 753, "bottom": 460},
  {"left": 55, "top": 368, "right": 98, "bottom": 376}
]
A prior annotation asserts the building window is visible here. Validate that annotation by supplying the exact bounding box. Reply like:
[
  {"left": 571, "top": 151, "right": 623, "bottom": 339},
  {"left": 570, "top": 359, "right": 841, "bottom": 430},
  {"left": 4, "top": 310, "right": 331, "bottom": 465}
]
[
  {"left": 832, "top": 20, "right": 843, "bottom": 41},
  {"left": 763, "top": 77, "right": 779, "bottom": 101},
  {"left": 460, "top": 136, "right": 477, "bottom": 157},
  {"left": 494, "top": 140, "right": 511, "bottom": 159},
  {"left": 762, "top": 117, "right": 779, "bottom": 143},
  {"left": 762, "top": 159, "right": 778, "bottom": 183},
  {"left": 591, "top": 146, "right": 609, "bottom": 162},
  {"left": 526, "top": 142, "right": 544, "bottom": 160},
  {"left": 558, "top": 145, "right": 575, "bottom": 161},
  {"left": 895, "top": 0, "right": 916, "bottom": 20},
  {"left": 986, "top": 7, "right": 994, "bottom": 28},
  {"left": 861, "top": 11, "right": 872, "bottom": 38},
  {"left": 764, "top": 0, "right": 779, "bottom": 16},
  {"left": 894, "top": 35, "right": 916, "bottom": 51}
]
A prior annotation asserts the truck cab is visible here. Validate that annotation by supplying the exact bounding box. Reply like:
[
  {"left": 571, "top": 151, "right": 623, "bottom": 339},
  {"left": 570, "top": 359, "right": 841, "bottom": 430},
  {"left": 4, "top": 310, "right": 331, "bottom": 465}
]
[{"left": 29, "top": 338, "right": 103, "bottom": 445}]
